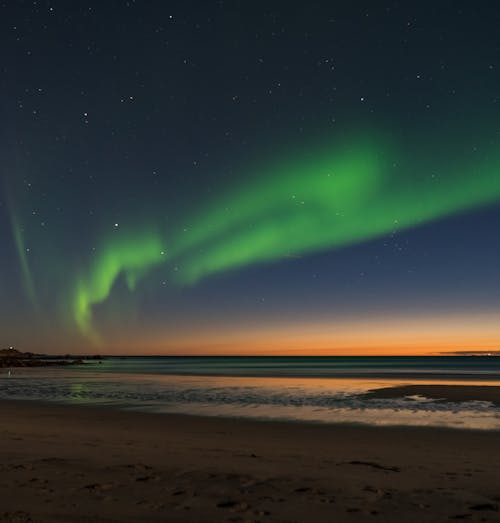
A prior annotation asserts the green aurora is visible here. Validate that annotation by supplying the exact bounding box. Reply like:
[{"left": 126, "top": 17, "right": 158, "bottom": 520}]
[
  {"left": 68, "top": 136, "right": 500, "bottom": 340},
  {"left": 4, "top": 180, "right": 38, "bottom": 310},
  {"left": 72, "top": 231, "right": 166, "bottom": 342},
  {"left": 172, "top": 139, "right": 500, "bottom": 286},
  {"left": 9, "top": 135, "right": 500, "bottom": 343},
  {"left": 9, "top": 208, "right": 38, "bottom": 308}
]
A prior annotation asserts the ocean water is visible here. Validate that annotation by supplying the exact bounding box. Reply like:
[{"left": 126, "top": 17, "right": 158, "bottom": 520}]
[
  {"left": 2, "top": 356, "right": 500, "bottom": 430},
  {"left": 71, "top": 355, "right": 500, "bottom": 378}
]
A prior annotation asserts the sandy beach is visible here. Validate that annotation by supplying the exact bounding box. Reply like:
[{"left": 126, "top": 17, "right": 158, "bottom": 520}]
[
  {"left": 363, "top": 384, "right": 500, "bottom": 406},
  {"left": 1, "top": 399, "right": 500, "bottom": 522}
]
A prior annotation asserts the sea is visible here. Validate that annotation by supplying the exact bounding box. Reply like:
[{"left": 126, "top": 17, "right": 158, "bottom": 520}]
[{"left": 2, "top": 356, "right": 500, "bottom": 430}]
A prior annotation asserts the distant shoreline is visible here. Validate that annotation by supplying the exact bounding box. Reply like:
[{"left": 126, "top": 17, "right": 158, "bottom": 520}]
[{"left": 0, "top": 348, "right": 103, "bottom": 368}]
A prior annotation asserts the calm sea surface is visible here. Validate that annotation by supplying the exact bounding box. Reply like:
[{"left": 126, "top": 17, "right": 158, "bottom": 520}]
[
  {"left": 2, "top": 356, "right": 500, "bottom": 430},
  {"left": 72, "top": 355, "right": 500, "bottom": 378}
]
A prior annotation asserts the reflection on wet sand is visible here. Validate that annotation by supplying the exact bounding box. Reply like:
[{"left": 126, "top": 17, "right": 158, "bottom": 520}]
[{"left": 2, "top": 368, "right": 500, "bottom": 429}]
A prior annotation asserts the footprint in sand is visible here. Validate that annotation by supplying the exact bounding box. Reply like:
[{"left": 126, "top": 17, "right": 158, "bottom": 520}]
[
  {"left": 134, "top": 474, "right": 159, "bottom": 482},
  {"left": 345, "top": 460, "right": 401, "bottom": 472},
  {"left": 293, "top": 487, "right": 311, "bottom": 493},
  {"left": 215, "top": 500, "right": 253, "bottom": 514},
  {"left": 83, "top": 482, "right": 115, "bottom": 491},
  {"left": 468, "top": 503, "right": 499, "bottom": 511}
]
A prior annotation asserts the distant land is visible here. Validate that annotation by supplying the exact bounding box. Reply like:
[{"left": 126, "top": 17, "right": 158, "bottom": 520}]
[
  {"left": 0, "top": 348, "right": 103, "bottom": 368},
  {"left": 440, "top": 351, "right": 500, "bottom": 356}
]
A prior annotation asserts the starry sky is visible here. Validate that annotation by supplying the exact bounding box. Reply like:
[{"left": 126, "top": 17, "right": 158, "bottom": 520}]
[{"left": 1, "top": 1, "right": 500, "bottom": 355}]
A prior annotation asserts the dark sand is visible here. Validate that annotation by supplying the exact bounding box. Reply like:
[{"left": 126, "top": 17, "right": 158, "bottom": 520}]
[
  {"left": 362, "top": 384, "right": 500, "bottom": 406},
  {"left": 1, "top": 399, "right": 500, "bottom": 522}
]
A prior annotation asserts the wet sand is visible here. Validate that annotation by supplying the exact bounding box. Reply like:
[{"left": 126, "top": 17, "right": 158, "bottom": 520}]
[
  {"left": 1, "top": 399, "right": 500, "bottom": 522},
  {"left": 362, "top": 384, "right": 500, "bottom": 406}
]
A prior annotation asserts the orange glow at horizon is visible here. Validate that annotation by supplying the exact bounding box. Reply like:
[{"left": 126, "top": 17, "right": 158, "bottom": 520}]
[
  {"left": 96, "top": 311, "right": 500, "bottom": 356},
  {"left": 21, "top": 311, "right": 500, "bottom": 356}
]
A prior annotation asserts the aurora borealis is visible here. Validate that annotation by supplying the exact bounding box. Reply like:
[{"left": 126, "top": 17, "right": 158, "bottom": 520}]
[
  {"left": 1, "top": 1, "right": 500, "bottom": 354},
  {"left": 65, "top": 135, "right": 500, "bottom": 342},
  {"left": 72, "top": 230, "right": 167, "bottom": 342},
  {"left": 171, "top": 137, "right": 500, "bottom": 285}
]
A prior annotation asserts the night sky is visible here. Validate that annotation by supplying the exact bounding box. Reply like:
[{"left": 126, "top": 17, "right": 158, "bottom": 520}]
[{"left": 1, "top": 1, "right": 500, "bottom": 354}]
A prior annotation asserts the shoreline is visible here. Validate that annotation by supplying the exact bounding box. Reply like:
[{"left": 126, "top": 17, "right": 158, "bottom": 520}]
[
  {"left": 3, "top": 371, "right": 500, "bottom": 431},
  {"left": 2, "top": 396, "right": 500, "bottom": 434},
  {"left": 1, "top": 399, "right": 500, "bottom": 522},
  {"left": 362, "top": 383, "right": 500, "bottom": 406}
]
